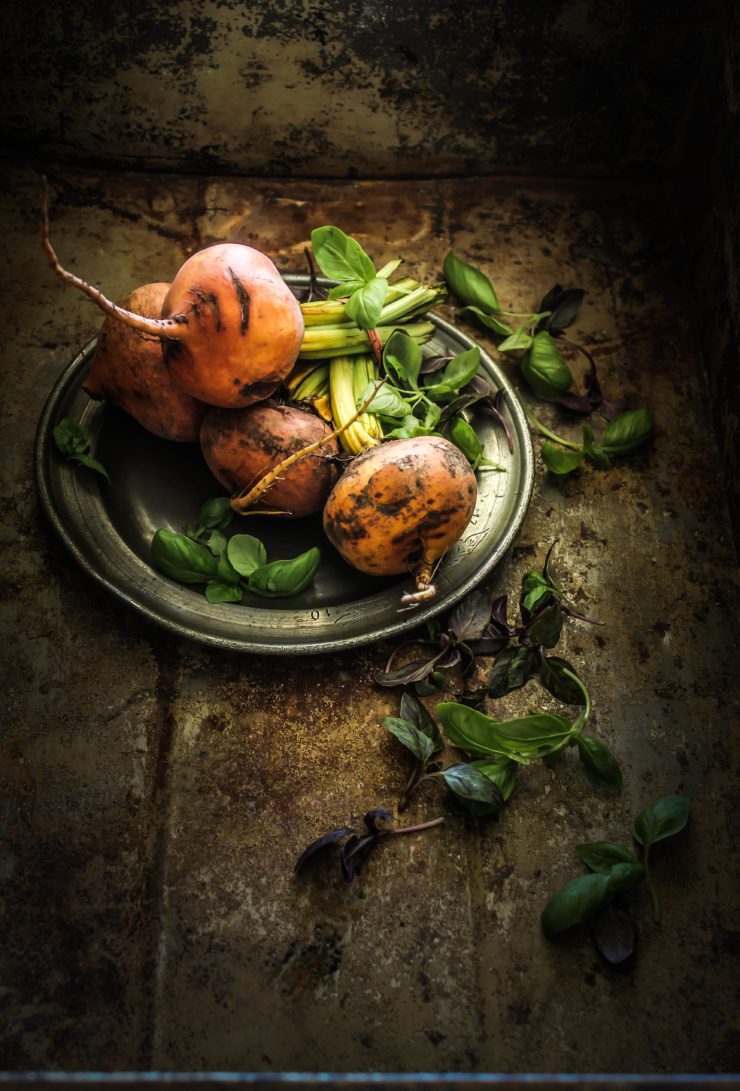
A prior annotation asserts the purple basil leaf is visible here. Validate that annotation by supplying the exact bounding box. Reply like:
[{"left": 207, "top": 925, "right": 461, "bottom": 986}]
[
  {"left": 464, "top": 374, "right": 494, "bottom": 397},
  {"left": 479, "top": 391, "right": 514, "bottom": 452},
  {"left": 591, "top": 902, "right": 636, "bottom": 965},
  {"left": 436, "top": 645, "right": 462, "bottom": 670},
  {"left": 545, "top": 288, "right": 586, "bottom": 334},
  {"left": 449, "top": 588, "right": 494, "bottom": 642},
  {"left": 438, "top": 392, "right": 485, "bottom": 424},
  {"left": 364, "top": 808, "right": 393, "bottom": 834},
  {"left": 294, "top": 827, "right": 354, "bottom": 874},
  {"left": 538, "top": 283, "right": 564, "bottom": 313},
  {"left": 468, "top": 635, "right": 510, "bottom": 656},
  {"left": 341, "top": 833, "right": 379, "bottom": 881},
  {"left": 375, "top": 657, "right": 440, "bottom": 686},
  {"left": 420, "top": 353, "right": 454, "bottom": 375},
  {"left": 557, "top": 391, "right": 594, "bottom": 414},
  {"left": 601, "top": 396, "right": 630, "bottom": 421}
]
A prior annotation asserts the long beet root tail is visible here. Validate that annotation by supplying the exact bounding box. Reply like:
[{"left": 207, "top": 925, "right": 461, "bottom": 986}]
[{"left": 40, "top": 175, "right": 188, "bottom": 341}]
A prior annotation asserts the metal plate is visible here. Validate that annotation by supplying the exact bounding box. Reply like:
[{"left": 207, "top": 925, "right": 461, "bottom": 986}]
[{"left": 34, "top": 277, "right": 534, "bottom": 654}]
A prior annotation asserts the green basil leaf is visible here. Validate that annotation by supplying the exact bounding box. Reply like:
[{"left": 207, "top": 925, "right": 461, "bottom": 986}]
[
  {"left": 328, "top": 279, "right": 365, "bottom": 300},
  {"left": 576, "top": 736, "right": 623, "bottom": 791},
  {"left": 521, "top": 570, "right": 555, "bottom": 612},
  {"left": 540, "top": 656, "right": 588, "bottom": 704},
  {"left": 311, "top": 225, "right": 375, "bottom": 283},
  {"left": 487, "top": 645, "right": 540, "bottom": 697},
  {"left": 384, "top": 416, "right": 436, "bottom": 440},
  {"left": 449, "top": 417, "right": 484, "bottom": 466},
  {"left": 437, "top": 763, "right": 504, "bottom": 814},
  {"left": 383, "top": 717, "right": 435, "bottom": 764},
  {"left": 248, "top": 547, "right": 321, "bottom": 598},
  {"left": 606, "top": 861, "right": 646, "bottom": 892},
  {"left": 497, "top": 328, "right": 533, "bottom": 353},
  {"left": 470, "top": 757, "right": 518, "bottom": 801},
  {"left": 196, "top": 496, "right": 234, "bottom": 532},
  {"left": 383, "top": 330, "right": 423, "bottom": 389},
  {"left": 358, "top": 382, "right": 411, "bottom": 419},
  {"left": 204, "top": 530, "right": 227, "bottom": 557},
  {"left": 74, "top": 454, "right": 111, "bottom": 482},
  {"left": 151, "top": 529, "right": 219, "bottom": 585},
  {"left": 53, "top": 419, "right": 90, "bottom": 456},
  {"left": 601, "top": 408, "right": 655, "bottom": 455},
  {"left": 205, "top": 580, "right": 243, "bottom": 604},
  {"left": 461, "top": 307, "right": 513, "bottom": 336},
  {"left": 542, "top": 443, "right": 584, "bottom": 476},
  {"left": 633, "top": 794, "right": 690, "bottom": 849},
  {"left": 576, "top": 842, "right": 639, "bottom": 873},
  {"left": 399, "top": 692, "right": 443, "bottom": 752},
  {"left": 216, "top": 549, "right": 241, "bottom": 585},
  {"left": 426, "top": 346, "right": 481, "bottom": 394},
  {"left": 527, "top": 602, "right": 564, "bottom": 649},
  {"left": 541, "top": 872, "right": 613, "bottom": 939},
  {"left": 521, "top": 332, "right": 574, "bottom": 401},
  {"left": 443, "top": 252, "right": 500, "bottom": 313},
  {"left": 436, "top": 701, "right": 574, "bottom": 764},
  {"left": 344, "top": 276, "right": 389, "bottom": 329},
  {"left": 227, "top": 534, "right": 268, "bottom": 577}
]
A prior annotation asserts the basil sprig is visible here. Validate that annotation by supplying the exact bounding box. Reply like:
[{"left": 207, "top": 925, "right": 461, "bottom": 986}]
[
  {"left": 311, "top": 225, "right": 396, "bottom": 328},
  {"left": 542, "top": 795, "right": 690, "bottom": 964},
  {"left": 151, "top": 498, "right": 321, "bottom": 604},
  {"left": 53, "top": 419, "right": 110, "bottom": 482},
  {"left": 530, "top": 408, "right": 655, "bottom": 476}
]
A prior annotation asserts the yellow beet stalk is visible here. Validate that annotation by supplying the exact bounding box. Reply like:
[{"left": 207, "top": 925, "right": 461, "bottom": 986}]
[{"left": 329, "top": 355, "right": 382, "bottom": 455}]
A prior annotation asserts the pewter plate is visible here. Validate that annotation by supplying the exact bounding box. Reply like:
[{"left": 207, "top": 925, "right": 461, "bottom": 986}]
[{"left": 34, "top": 278, "right": 534, "bottom": 654}]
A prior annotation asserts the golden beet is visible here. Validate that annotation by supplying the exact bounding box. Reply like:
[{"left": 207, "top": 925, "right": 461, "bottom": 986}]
[
  {"left": 201, "top": 403, "right": 340, "bottom": 518},
  {"left": 323, "top": 436, "right": 477, "bottom": 597},
  {"left": 83, "top": 283, "right": 206, "bottom": 442}
]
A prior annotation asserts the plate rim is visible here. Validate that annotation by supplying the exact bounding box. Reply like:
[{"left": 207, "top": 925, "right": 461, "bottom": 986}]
[{"left": 34, "top": 284, "right": 535, "bottom": 655}]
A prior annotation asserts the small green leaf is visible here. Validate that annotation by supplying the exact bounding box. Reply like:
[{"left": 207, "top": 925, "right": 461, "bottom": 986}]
[
  {"left": 541, "top": 872, "right": 613, "bottom": 939},
  {"left": 521, "top": 332, "right": 574, "bottom": 401},
  {"left": 216, "top": 549, "right": 241, "bottom": 585},
  {"left": 542, "top": 443, "right": 584, "bottom": 476},
  {"left": 205, "top": 580, "right": 243, "bottom": 604},
  {"left": 311, "top": 225, "right": 375, "bottom": 283},
  {"left": 449, "top": 417, "right": 484, "bottom": 467},
  {"left": 540, "top": 656, "right": 588, "bottom": 705},
  {"left": 399, "top": 692, "right": 443, "bottom": 752},
  {"left": 437, "top": 763, "right": 504, "bottom": 813},
  {"left": 383, "top": 717, "right": 436, "bottom": 764},
  {"left": 248, "top": 547, "right": 321, "bottom": 598},
  {"left": 383, "top": 330, "right": 423, "bottom": 389},
  {"left": 227, "top": 534, "right": 267, "bottom": 577},
  {"left": 53, "top": 419, "right": 90, "bottom": 456},
  {"left": 527, "top": 602, "right": 564, "bottom": 648},
  {"left": 633, "top": 795, "right": 690, "bottom": 849},
  {"left": 437, "top": 701, "right": 575, "bottom": 764},
  {"left": 606, "top": 861, "right": 646, "bottom": 892},
  {"left": 204, "top": 530, "right": 227, "bottom": 557},
  {"left": 328, "top": 279, "right": 365, "bottom": 300},
  {"left": 576, "top": 736, "right": 623, "bottom": 791},
  {"left": 487, "top": 645, "right": 540, "bottom": 697},
  {"left": 426, "top": 347, "right": 481, "bottom": 395},
  {"left": 443, "top": 252, "right": 499, "bottom": 313},
  {"left": 344, "top": 277, "right": 389, "bottom": 329},
  {"left": 74, "top": 454, "right": 110, "bottom": 482},
  {"left": 461, "top": 307, "right": 513, "bottom": 337},
  {"left": 151, "top": 530, "right": 219, "bottom": 585},
  {"left": 196, "top": 497, "right": 234, "bottom": 533},
  {"left": 576, "top": 842, "right": 639, "bottom": 873},
  {"left": 358, "top": 382, "right": 411, "bottom": 419},
  {"left": 497, "top": 327, "right": 533, "bottom": 353},
  {"left": 470, "top": 757, "right": 518, "bottom": 801},
  {"left": 601, "top": 408, "right": 655, "bottom": 456}
]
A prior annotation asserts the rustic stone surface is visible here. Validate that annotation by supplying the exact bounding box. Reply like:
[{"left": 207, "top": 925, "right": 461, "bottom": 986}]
[
  {"left": 0, "top": 165, "right": 738, "bottom": 1072},
  {"left": 0, "top": 0, "right": 706, "bottom": 178}
]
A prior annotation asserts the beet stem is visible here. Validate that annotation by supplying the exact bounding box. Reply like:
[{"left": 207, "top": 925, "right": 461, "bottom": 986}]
[
  {"left": 40, "top": 176, "right": 188, "bottom": 341},
  {"left": 229, "top": 379, "right": 388, "bottom": 514}
]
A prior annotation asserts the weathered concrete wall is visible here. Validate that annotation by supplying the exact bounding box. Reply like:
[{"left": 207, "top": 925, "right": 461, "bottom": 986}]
[
  {"left": 681, "top": 3, "right": 740, "bottom": 544},
  {"left": 0, "top": 0, "right": 708, "bottom": 178}
]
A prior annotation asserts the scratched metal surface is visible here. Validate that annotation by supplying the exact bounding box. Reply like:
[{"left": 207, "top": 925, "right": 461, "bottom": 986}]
[{"left": 0, "top": 167, "right": 738, "bottom": 1073}]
